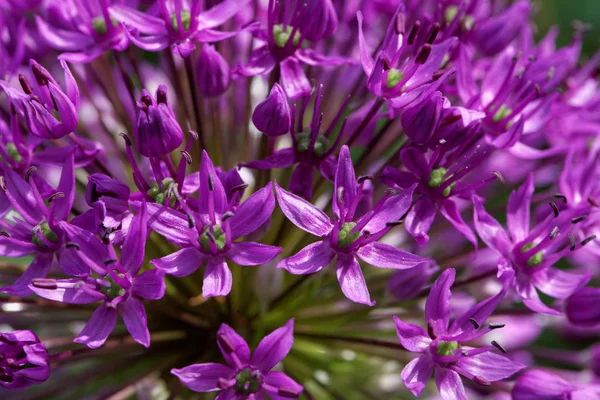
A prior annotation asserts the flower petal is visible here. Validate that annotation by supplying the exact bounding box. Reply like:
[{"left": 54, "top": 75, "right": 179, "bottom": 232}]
[
  {"left": 393, "top": 316, "right": 431, "bottom": 353},
  {"left": 515, "top": 276, "right": 561, "bottom": 315},
  {"left": 507, "top": 173, "right": 534, "bottom": 242},
  {"left": 473, "top": 197, "right": 512, "bottom": 258},
  {"left": 49, "top": 152, "right": 75, "bottom": 222},
  {"left": 566, "top": 288, "right": 600, "bottom": 326},
  {"left": 435, "top": 368, "right": 467, "bottom": 400},
  {"left": 217, "top": 323, "right": 251, "bottom": 366},
  {"left": 401, "top": 355, "right": 434, "bottom": 397},
  {"left": 279, "top": 57, "right": 311, "bottom": 100},
  {"left": 335, "top": 254, "right": 374, "bottom": 306},
  {"left": 1, "top": 255, "right": 53, "bottom": 297},
  {"left": 425, "top": 268, "right": 455, "bottom": 337},
  {"left": 274, "top": 182, "right": 333, "bottom": 237},
  {"left": 143, "top": 202, "right": 194, "bottom": 247},
  {"left": 451, "top": 286, "right": 507, "bottom": 334},
  {"left": 531, "top": 267, "right": 590, "bottom": 300},
  {"left": 121, "top": 297, "right": 150, "bottom": 347},
  {"left": 264, "top": 371, "right": 304, "bottom": 400},
  {"left": 29, "top": 279, "right": 102, "bottom": 304},
  {"left": 333, "top": 145, "right": 358, "bottom": 221},
  {"left": 252, "top": 319, "right": 295, "bottom": 372},
  {"left": 229, "top": 185, "right": 276, "bottom": 239},
  {"left": 151, "top": 247, "right": 205, "bottom": 277},
  {"left": 356, "top": 242, "right": 425, "bottom": 269},
  {"left": 202, "top": 258, "right": 232, "bottom": 297},
  {"left": 359, "top": 184, "right": 416, "bottom": 234},
  {"left": 512, "top": 369, "right": 576, "bottom": 400},
  {"left": 132, "top": 269, "right": 166, "bottom": 300},
  {"left": 120, "top": 201, "right": 147, "bottom": 275},
  {"left": 171, "top": 363, "right": 233, "bottom": 393},
  {"left": 457, "top": 352, "right": 525, "bottom": 382},
  {"left": 74, "top": 303, "right": 118, "bottom": 349},
  {"left": 227, "top": 242, "right": 282, "bottom": 266},
  {"left": 277, "top": 241, "right": 335, "bottom": 274},
  {"left": 405, "top": 198, "right": 437, "bottom": 246}
]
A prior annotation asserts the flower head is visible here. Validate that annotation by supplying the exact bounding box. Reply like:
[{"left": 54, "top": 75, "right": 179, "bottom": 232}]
[{"left": 0, "top": 330, "right": 49, "bottom": 390}]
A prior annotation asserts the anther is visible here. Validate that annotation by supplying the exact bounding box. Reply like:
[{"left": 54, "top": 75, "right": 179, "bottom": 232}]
[
  {"left": 415, "top": 44, "right": 432, "bottom": 64},
  {"left": 140, "top": 95, "right": 153, "bottom": 107},
  {"left": 48, "top": 192, "right": 65, "bottom": 202},
  {"left": 581, "top": 235, "right": 596, "bottom": 246},
  {"left": 488, "top": 323, "right": 505, "bottom": 330},
  {"left": 31, "top": 63, "right": 49, "bottom": 86},
  {"left": 357, "top": 175, "right": 374, "bottom": 183},
  {"left": 31, "top": 278, "right": 58, "bottom": 290},
  {"left": 395, "top": 13, "right": 406, "bottom": 35},
  {"left": 18, "top": 74, "right": 33, "bottom": 94},
  {"left": 208, "top": 175, "right": 214, "bottom": 191},
  {"left": 119, "top": 133, "right": 132, "bottom": 146},
  {"left": 156, "top": 87, "right": 167, "bottom": 104},
  {"left": 407, "top": 21, "right": 421, "bottom": 45},
  {"left": 0, "top": 176, "right": 6, "bottom": 192},
  {"left": 554, "top": 193, "right": 567, "bottom": 203},
  {"left": 278, "top": 387, "right": 302, "bottom": 398},
  {"left": 385, "top": 221, "right": 403, "bottom": 227},
  {"left": 491, "top": 340, "right": 507, "bottom": 354},
  {"left": 231, "top": 183, "right": 248, "bottom": 193},
  {"left": 571, "top": 215, "right": 587, "bottom": 224},
  {"left": 0, "top": 231, "right": 9, "bottom": 237},
  {"left": 427, "top": 322, "right": 437, "bottom": 340},
  {"left": 222, "top": 211, "right": 234, "bottom": 221},
  {"left": 187, "top": 213, "right": 195, "bottom": 229},
  {"left": 217, "top": 333, "right": 236, "bottom": 353},
  {"left": 65, "top": 242, "right": 80, "bottom": 250},
  {"left": 384, "top": 188, "right": 400, "bottom": 196},
  {"left": 25, "top": 167, "right": 36, "bottom": 182},
  {"left": 569, "top": 234, "right": 576, "bottom": 251},
  {"left": 588, "top": 197, "right": 600, "bottom": 207},
  {"left": 492, "top": 171, "right": 506, "bottom": 184},
  {"left": 425, "top": 23, "right": 440, "bottom": 44},
  {"left": 550, "top": 226, "right": 559, "bottom": 239},
  {"left": 188, "top": 130, "right": 199, "bottom": 140},
  {"left": 469, "top": 318, "right": 480, "bottom": 329},
  {"left": 180, "top": 150, "right": 192, "bottom": 165},
  {"left": 473, "top": 376, "right": 492, "bottom": 386},
  {"left": 104, "top": 259, "right": 117, "bottom": 265},
  {"left": 549, "top": 202, "right": 559, "bottom": 218},
  {"left": 337, "top": 187, "right": 345, "bottom": 204}
]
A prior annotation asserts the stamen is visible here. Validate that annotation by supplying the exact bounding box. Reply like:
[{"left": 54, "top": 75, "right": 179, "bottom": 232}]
[
  {"left": 357, "top": 175, "right": 374, "bottom": 183},
  {"left": 550, "top": 226, "right": 559, "bottom": 239},
  {"left": 569, "top": 234, "right": 576, "bottom": 251},
  {"left": 425, "top": 23, "right": 440, "bottom": 44},
  {"left": 25, "top": 167, "right": 36, "bottom": 182},
  {"left": 119, "top": 132, "right": 132, "bottom": 146},
  {"left": 588, "top": 197, "right": 600, "bottom": 207},
  {"left": 337, "top": 187, "right": 345, "bottom": 204},
  {"left": 469, "top": 318, "right": 480, "bottom": 329},
  {"left": 571, "top": 215, "right": 587, "bottom": 224},
  {"left": 231, "top": 183, "right": 248, "bottom": 193},
  {"left": 31, "top": 278, "right": 58, "bottom": 290},
  {"left": 278, "top": 387, "right": 302, "bottom": 398},
  {"left": 218, "top": 377, "right": 232, "bottom": 390},
  {"left": 385, "top": 221, "right": 403, "bottom": 227},
  {"left": 415, "top": 44, "right": 432, "bottom": 64},
  {"left": 549, "top": 202, "right": 559, "bottom": 218},
  {"left": 66, "top": 242, "right": 80, "bottom": 250},
  {"left": 0, "top": 176, "right": 6, "bottom": 192},
  {"left": 188, "top": 129, "right": 199, "bottom": 140},
  {"left": 581, "top": 235, "right": 596, "bottom": 246},
  {"left": 491, "top": 171, "right": 506, "bottom": 184},
  {"left": 491, "top": 340, "right": 507, "bottom": 353},
  {"left": 394, "top": 13, "right": 405, "bottom": 35},
  {"left": 0, "top": 231, "right": 9, "bottom": 237},
  {"left": 384, "top": 188, "right": 400, "bottom": 196},
  {"left": 180, "top": 150, "right": 192, "bottom": 165},
  {"left": 427, "top": 322, "right": 437, "bottom": 339},
  {"left": 104, "top": 259, "right": 117, "bottom": 265},
  {"left": 18, "top": 74, "right": 33, "bottom": 94},
  {"left": 473, "top": 375, "right": 492, "bottom": 386},
  {"left": 48, "top": 192, "right": 65, "bottom": 202},
  {"left": 208, "top": 175, "right": 214, "bottom": 191},
  {"left": 488, "top": 323, "right": 505, "bottom": 330},
  {"left": 187, "top": 213, "right": 195, "bottom": 228},
  {"left": 222, "top": 211, "right": 234, "bottom": 221},
  {"left": 407, "top": 20, "right": 421, "bottom": 45},
  {"left": 554, "top": 193, "right": 567, "bottom": 203}
]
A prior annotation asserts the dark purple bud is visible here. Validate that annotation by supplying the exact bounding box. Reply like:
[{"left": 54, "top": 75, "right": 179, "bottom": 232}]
[
  {"left": 86, "top": 174, "right": 131, "bottom": 206},
  {"left": 134, "top": 85, "right": 184, "bottom": 157},
  {"left": 252, "top": 83, "right": 291, "bottom": 137},
  {"left": 298, "top": 0, "right": 338, "bottom": 41},
  {"left": 473, "top": 1, "right": 531, "bottom": 56},
  {"left": 401, "top": 91, "right": 444, "bottom": 144},
  {"left": 196, "top": 44, "right": 231, "bottom": 98},
  {"left": 566, "top": 288, "right": 600, "bottom": 326}
]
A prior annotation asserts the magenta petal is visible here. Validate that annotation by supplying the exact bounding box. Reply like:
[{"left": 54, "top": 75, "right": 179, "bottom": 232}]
[
  {"left": 1, "top": 255, "right": 53, "bottom": 297},
  {"left": 35, "top": 16, "right": 94, "bottom": 51},
  {"left": 202, "top": 258, "right": 232, "bottom": 297},
  {"left": 512, "top": 369, "right": 576, "bottom": 400},
  {"left": 405, "top": 198, "right": 436, "bottom": 246},
  {"left": 333, "top": 145, "right": 358, "bottom": 220},
  {"left": 264, "top": 371, "right": 303, "bottom": 400},
  {"left": 515, "top": 277, "right": 561, "bottom": 315},
  {"left": 393, "top": 316, "right": 431, "bottom": 353},
  {"left": 356, "top": 11, "right": 374, "bottom": 75},
  {"left": 335, "top": 254, "right": 374, "bottom": 306},
  {"left": 457, "top": 352, "right": 525, "bottom": 382},
  {"left": 132, "top": 269, "right": 166, "bottom": 300},
  {"left": 451, "top": 286, "right": 507, "bottom": 334},
  {"left": 171, "top": 363, "right": 233, "bottom": 393},
  {"left": 252, "top": 83, "right": 291, "bottom": 137},
  {"left": 356, "top": 242, "right": 424, "bottom": 270},
  {"left": 566, "top": 288, "right": 600, "bottom": 326},
  {"left": 0, "top": 236, "right": 37, "bottom": 258},
  {"left": 507, "top": 173, "right": 534, "bottom": 242},
  {"left": 274, "top": 182, "right": 333, "bottom": 237},
  {"left": 109, "top": 5, "right": 165, "bottom": 35},
  {"left": 359, "top": 184, "right": 416, "bottom": 234},
  {"left": 74, "top": 303, "right": 118, "bottom": 349},
  {"left": 199, "top": 150, "right": 228, "bottom": 214},
  {"left": 58, "top": 222, "right": 108, "bottom": 275},
  {"left": 196, "top": 0, "right": 250, "bottom": 30},
  {"left": 229, "top": 185, "right": 276, "bottom": 239},
  {"left": 29, "top": 279, "right": 102, "bottom": 304},
  {"left": 217, "top": 323, "right": 251, "bottom": 366},
  {"left": 425, "top": 268, "right": 455, "bottom": 336},
  {"left": 401, "top": 354, "right": 434, "bottom": 397},
  {"left": 295, "top": 49, "right": 352, "bottom": 67},
  {"left": 121, "top": 297, "right": 150, "bottom": 347},
  {"left": 277, "top": 241, "right": 335, "bottom": 274},
  {"left": 144, "top": 203, "right": 194, "bottom": 247},
  {"left": 288, "top": 162, "right": 315, "bottom": 199},
  {"left": 234, "top": 45, "right": 276, "bottom": 77},
  {"left": 245, "top": 148, "right": 295, "bottom": 170},
  {"left": 388, "top": 261, "right": 438, "bottom": 301},
  {"left": 531, "top": 267, "right": 590, "bottom": 300},
  {"left": 227, "top": 242, "right": 282, "bottom": 266},
  {"left": 279, "top": 57, "right": 311, "bottom": 100},
  {"left": 151, "top": 247, "right": 204, "bottom": 277},
  {"left": 49, "top": 152, "right": 75, "bottom": 221},
  {"left": 439, "top": 199, "right": 478, "bottom": 248},
  {"left": 473, "top": 198, "right": 512, "bottom": 258},
  {"left": 120, "top": 201, "right": 147, "bottom": 275},
  {"left": 435, "top": 368, "right": 467, "bottom": 400},
  {"left": 252, "top": 319, "right": 295, "bottom": 372}
]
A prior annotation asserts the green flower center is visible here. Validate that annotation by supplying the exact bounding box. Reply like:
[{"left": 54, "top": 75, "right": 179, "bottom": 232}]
[
  {"left": 103, "top": 274, "right": 127, "bottom": 299},
  {"left": 147, "top": 178, "right": 176, "bottom": 205},
  {"left": 520, "top": 242, "right": 544, "bottom": 267},
  {"left": 436, "top": 340, "right": 460, "bottom": 357},
  {"left": 428, "top": 167, "right": 447, "bottom": 188},
  {"left": 234, "top": 368, "right": 262, "bottom": 395},
  {"left": 337, "top": 222, "right": 361, "bottom": 248},
  {"left": 92, "top": 16, "right": 118, "bottom": 35},
  {"left": 386, "top": 68, "right": 404, "bottom": 89},
  {"left": 295, "top": 131, "right": 330, "bottom": 157},
  {"left": 32, "top": 222, "right": 58, "bottom": 246},
  {"left": 199, "top": 225, "right": 227, "bottom": 252},
  {"left": 445, "top": 6, "right": 459, "bottom": 23},
  {"left": 5, "top": 143, "right": 22, "bottom": 163},
  {"left": 273, "top": 24, "right": 301, "bottom": 48},
  {"left": 170, "top": 11, "right": 191, "bottom": 31},
  {"left": 492, "top": 104, "right": 512, "bottom": 123}
]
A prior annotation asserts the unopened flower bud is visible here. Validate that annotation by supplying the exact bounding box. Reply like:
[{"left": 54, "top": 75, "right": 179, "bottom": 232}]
[
  {"left": 252, "top": 83, "right": 290, "bottom": 137},
  {"left": 196, "top": 44, "right": 231, "bottom": 97}
]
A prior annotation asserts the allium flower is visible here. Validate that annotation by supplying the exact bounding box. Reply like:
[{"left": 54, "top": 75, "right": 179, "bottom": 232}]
[
  {"left": 251, "top": 83, "right": 291, "bottom": 137},
  {"left": 512, "top": 369, "right": 600, "bottom": 400},
  {"left": 473, "top": 173, "right": 592, "bottom": 314},
  {"left": 150, "top": 151, "right": 281, "bottom": 297},
  {"left": 29, "top": 202, "right": 166, "bottom": 348},
  {"left": 395, "top": 268, "right": 525, "bottom": 398},
  {"left": 276, "top": 145, "right": 425, "bottom": 305},
  {"left": 0, "top": 330, "right": 49, "bottom": 390},
  {"left": 172, "top": 320, "right": 302, "bottom": 399}
]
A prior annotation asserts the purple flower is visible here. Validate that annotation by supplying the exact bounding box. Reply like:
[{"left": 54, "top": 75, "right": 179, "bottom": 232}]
[
  {"left": 172, "top": 319, "right": 302, "bottom": 399},
  {"left": 196, "top": 43, "right": 231, "bottom": 97},
  {"left": 121, "top": 0, "right": 253, "bottom": 58},
  {"left": 0, "top": 330, "right": 50, "bottom": 390},
  {"left": 471, "top": 1, "right": 531, "bottom": 56},
  {"left": 150, "top": 150, "right": 282, "bottom": 297},
  {"left": 247, "top": 84, "right": 348, "bottom": 199},
  {"left": 0, "top": 59, "right": 79, "bottom": 139},
  {"left": 234, "top": 0, "right": 350, "bottom": 99},
  {"left": 395, "top": 268, "right": 525, "bottom": 398},
  {"left": 473, "top": 173, "right": 592, "bottom": 314},
  {"left": 275, "top": 145, "right": 426, "bottom": 305},
  {"left": 134, "top": 85, "right": 184, "bottom": 158},
  {"left": 251, "top": 83, "right": 291, "bottom": 137},
  {"left": 29, "top": 202, "right": 166, "bottom": 348},
  {"left": 565, "top": 288, "right": 600, "bottom": 327},
  {"left": 511, "top": 369, "right": 600, "bottom": 400},
  {"left": 85, "top": 173, "right": 131, "bottom": 230}
]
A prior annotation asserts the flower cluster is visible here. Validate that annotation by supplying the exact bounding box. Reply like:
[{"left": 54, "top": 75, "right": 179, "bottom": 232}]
[{"left": 0, "top": 0, "right": 599, "bottom": 399}]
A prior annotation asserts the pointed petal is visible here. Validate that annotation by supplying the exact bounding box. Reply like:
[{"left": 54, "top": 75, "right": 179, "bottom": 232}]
[
  {"left": 335, "top": 254, "right": 374, "bottom": 306},
  {"left": 74, "top": 303, "right": 118, "bottom": 349},
  {"left": 512, "top": 369, "right": 576, "bottom": 400},
  {"left": 507, "top": 173, "right": 534, "bottom": 242},
  {"left": 532, "top": 267, "right": 590, "bottom": 300},
  {"left": 143, "top": 202, "right": 193, "bottom": 247},
  {"left": 227, "top": 242, "right": 282, "bottom": 266},
  {"left": 199, "top": 150, "right": 228, "bottom": 215},
  {"left": 439, "top": 199, "right": 478, "bottom": 248},
  {"left": 110, "top": 5, "right": 166, "bottom": 35},
  {"left": 132, "top": 268, "right": 166, "bottom": 300},
  {"left": 356, "top": 11, "right": 374, "bottom": 75},
  {"left": 565, "top": 288, "right": 600, "bottom": 326},
  {"left": 473, "top": 198, "right": 512, "bottom": 257},
  {"left": 202, "top": 258, "right": 232, "bottom": 297},
  {"left": 217, "top": 323, "right": 251, "bottom": 366},
  {"left": 401, "top": 355, "right": 434, "bottom": 397},
  {"left": 457, "top": 352, "right": 525, "bottom": 382},
  {"left": 196, "top": 0, "right": 250, "bottom": 30},
  {"left": 333, "top": 145, "right": 358, "bottom": 220},
  {"left": 121, "top": 297, "right": 150, "bottom": 347},
  {"left": 451, "top": 286, "right": 507, "bottom": 334},
  {"left": 233, "top": 45, "right": 276, "bottom": 77},
  {"left": 359, "top": 184, "right": 415, "bottom": 234},
  {"left": 405, "top": 198, "right": 436, "bottom": 245},
  {"left": 356, "top": 242, "right": 425, "bottom": 269},
  {"left": 279, "top": 57, "right": 310, "bottom": 100},
  {"left": 1, "top": 255, "right": 53, "bottom": 297},
  {"left": 245, "top": 148, "right": 295, "bottom": 170},
  {"left": 277, "top": 241, "right": 335, "bottom": 274},
  {"left": 252, "top": 319, "right": 295, "bottom": 372},
  {"left": 58, "top": 221, "right": 109, "bottom": 275},
  {"left": 274, "top": 182, "right": 332, "bottom": 237},
  {"left": 288, "top": 162, "right": 315, "bottom": 199},
  {"left": 425, "top": 268, "right": 455, "bottom": 336},
  {"left": 435, "top": 368, "right": 467, "bottom": 400},
  {"left": 515, "top": 277, "right": 561, "bottom": 315},
  {"left": 151, "top": 247, "right": 204, "bottom": 277},
  {"left": 264, "top": 371, "right": 303, "bottom": 400},
  {"left": 171, "top": 363, "right": 233, "bottom": 392},
  {"left": 49, "top": 152, "right": 75, "bottom": 221},
  {"left": 35, "top": 16, "right": 94, "bottom": 51},
  {"left": 121, "top": 201, "right": 148, "bottom": 275},
  {"left": 393, "top": 316, "right": 431, "bottom": 353},
  {"left": 0, "top": 236, "right": 37, "bottom": 258},
  {"left": 295, "top": 49, "right": 353, "bottom": 67},
  {"left": 229, "top": 185, "right": 276, "bottom": 239}
]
